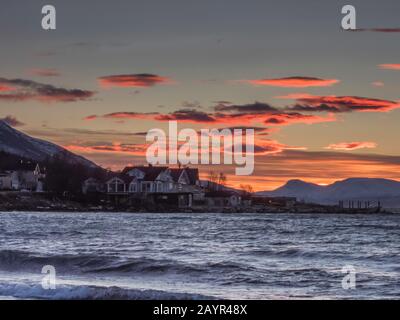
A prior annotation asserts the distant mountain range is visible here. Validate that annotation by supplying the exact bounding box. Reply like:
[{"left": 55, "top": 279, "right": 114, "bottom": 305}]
[
  {"left": 257, "top": 178, "right": 400, "bottom": 207},
  {"left": 0, "top": 120, "right": 97, "bottom": 168}
]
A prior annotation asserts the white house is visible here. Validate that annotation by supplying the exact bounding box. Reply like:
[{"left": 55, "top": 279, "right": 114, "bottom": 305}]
[
  {"left": 0, "top": 171, "right": 12, "bottom": 190},
  {"left": 205, "top": 191, "right": 242, "bottom": 207},
  {"left": 117, "top": 166, "right": 200, "bottom": 195},
  {"left": 1, "top": 162, "right": 44, "bottom": 192},
  {"left": 101, "top": 166, "right": 202, "bottom": 208}
]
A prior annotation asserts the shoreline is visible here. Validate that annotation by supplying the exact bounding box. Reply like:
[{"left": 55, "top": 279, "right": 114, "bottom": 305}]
[
  {"left": 0, "top": 208, "right": 397, "bottom": 215},
  {"left": 0, "top": 192, "right": 396, "bottom": 215}
]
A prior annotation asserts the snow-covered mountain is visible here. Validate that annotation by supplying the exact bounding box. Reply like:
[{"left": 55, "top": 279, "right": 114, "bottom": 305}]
[
  {"left": 257, "top": 178, "right": 400, "bottom": 207},
  {"left": 0, "top": 120, "right": 97, "bottom": 168}
]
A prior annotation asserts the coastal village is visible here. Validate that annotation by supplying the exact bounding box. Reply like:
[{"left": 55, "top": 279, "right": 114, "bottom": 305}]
[
  {"left": 0, "top": 161, "right": 254, "bottom": 211},
  {"left": 0, "top": 160, "right": 384, "bottom": 213}
]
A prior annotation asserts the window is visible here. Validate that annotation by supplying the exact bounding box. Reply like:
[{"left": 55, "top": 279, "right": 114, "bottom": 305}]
[{"left": 141, "top": 182, "right": 151, "bottom": 192}]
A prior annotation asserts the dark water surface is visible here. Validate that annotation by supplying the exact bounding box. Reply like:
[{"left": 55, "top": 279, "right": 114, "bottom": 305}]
[{"left": 0, "top": 212, "right": 398, "bottom": 299}]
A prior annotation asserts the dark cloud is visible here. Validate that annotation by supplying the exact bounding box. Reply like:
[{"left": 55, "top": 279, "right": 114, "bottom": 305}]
[
  {"left": 0, "top": 78, "right": 95, "bottom": 103},
  {"left": 221, "top": 126, "right": 269, "bottom": 133},
  {"left": 88, "top": 100, "right": 334, "bottom": 126},
  {"left": 98, "top": 74, "right": 171, "bottom": 88},
  {"left": 155, "top": 109, "right": 216, "bottom": 123},
  {"left": 287, "top": 104, "right": 344, "bottom": 113},
  {"left": 214, "top": 101, "right": 277, "bottom": 113},
  {"left": 103, "top": 112, "right": 160, "bottom": 119},
  {"left": 212, "top": 102, "right": 334, "bottom": 125},
  {"left": 281, "top": 94, "right": 399, "bottom": 113}
]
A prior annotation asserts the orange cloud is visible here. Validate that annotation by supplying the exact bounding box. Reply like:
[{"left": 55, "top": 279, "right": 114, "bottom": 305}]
[
  {"left": 263, "top": 112, "right": 336, "bottom": 125},
  {"left": 64, "top": 142, "right": 148, "bottom": 156},
  {"left": 282, "top": 93, "right": 400, "bottom": 113},
  {"left": 155, "top": 109, "right": 334, "bottom": 126},
  {"left": 86, "top": 101, "right": 336, "bottom": 127},
  {"left": 242, "top": 77, "right": 339, "bottom": 88},
  {"left": 242, "top": 150, "right": 400, "bottom": 191},
  {"left": 83, "top": 115, "right": 98, "bottom": 121},
  {"left": 378, "top": 64, "right": 400, "bottom": 70},
  {"left": 0, "top": 85, "right": 14, "bottom": 92},
  {"left": 98, "top": 74, "right": 171, "bottom": 88},
  {"left": 325, "top": 141, "right": 377, "bottom": 151}
]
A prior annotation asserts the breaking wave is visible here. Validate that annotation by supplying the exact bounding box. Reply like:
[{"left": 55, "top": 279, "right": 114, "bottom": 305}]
[{"left": 0, "top": 282, "right": 214, "bottom": 300}]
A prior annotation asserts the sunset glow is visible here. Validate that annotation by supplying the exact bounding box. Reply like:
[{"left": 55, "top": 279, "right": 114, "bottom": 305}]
[{"left": 1, "top": 1, "right": 400, "bottom": 193}]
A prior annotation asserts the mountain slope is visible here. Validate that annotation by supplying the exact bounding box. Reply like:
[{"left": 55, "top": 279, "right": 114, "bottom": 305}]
[
  {"left": 0, "top": 120, "right": 97, "bottom": 168},
  {"left": 257, "top": 178, "right": 400, "bottom": 207}
]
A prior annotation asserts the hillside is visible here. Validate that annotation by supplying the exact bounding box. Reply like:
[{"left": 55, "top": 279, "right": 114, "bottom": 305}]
[{"left": 0, "top": 120, "right": 97, "bottom": 168}]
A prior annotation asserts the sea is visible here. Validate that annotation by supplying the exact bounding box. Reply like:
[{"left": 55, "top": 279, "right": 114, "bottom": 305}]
[{"left": 0, "top": 212, "right": 398, "bottom": 300}]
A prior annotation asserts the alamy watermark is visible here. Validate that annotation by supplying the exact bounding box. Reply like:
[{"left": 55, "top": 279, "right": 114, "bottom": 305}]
[
  {"left": 341, "top": 5, "right": 356, "bottom": 30},
  {"left": 341, "top": 265, "right": 357, "bottom": 290},
  {"left": 41, "top": 5, "right": 56, "bottom": 30},
  {"left": 146, "top": 121, "right": 255, "bottom": 175},
  {"left": 39, "top": 4, "right": 359, "bottom": 34},
  {"left": 41, "top": 265, "right": 57, "bottom": 290}
]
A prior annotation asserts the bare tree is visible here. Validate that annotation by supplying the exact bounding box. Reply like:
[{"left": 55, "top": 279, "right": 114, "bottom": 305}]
[
  {"left": 240, "top": 184, "right": 254, "bottom": 195},
  {"left": 218, "top": 172, "right": 227, "bottom": 187},
  {"left": 207, "top": 171, "right": 228, "bottom": 191},
  {"left": 208, "top": 171, "right": 218, "bottom": 184}
]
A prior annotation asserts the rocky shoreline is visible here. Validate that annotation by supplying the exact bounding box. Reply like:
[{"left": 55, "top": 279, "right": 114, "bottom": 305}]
[{"left": 0, "top": 192, "right": 394, "bottom": 214}]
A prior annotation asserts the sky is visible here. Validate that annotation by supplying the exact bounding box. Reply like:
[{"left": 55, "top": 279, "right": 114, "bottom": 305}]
[{"left": 1, "top": 0, "right": 400, "bottom": 190}]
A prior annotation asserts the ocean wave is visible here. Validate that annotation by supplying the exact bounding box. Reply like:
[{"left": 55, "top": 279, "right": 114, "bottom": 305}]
[
  {"left": 0, "top": 248, "right": 327, "bottom": 278},
  {"left": 87, "top": 258, "right": 206, "bottom": 275},
  {"left": 205, "top": 261, "right": 257, "bottom": 273},
  {"left": 245, "top": 247, "right": 318, "bottom": 258},
  {"left": 0, "top": 249, "right": 269, "bottom": 284},
  {"left": 0, "top": 250, "right": 211, "bottom": 276},
  {"left": 0, "top": 250, "right": 118, "bottom": 273},
  {"left": 0, "top": 282, "right": 214, "bottom": 300}
]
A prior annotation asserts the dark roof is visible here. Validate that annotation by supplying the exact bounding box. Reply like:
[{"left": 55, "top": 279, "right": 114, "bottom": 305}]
[
  {"left": 3, "top": 161, "right": 39, "bottom": 172},
  {"left": 121, "top": 166, "right": 198, "bottom": 183},
  {"left": 168, "top": 168, "right": 199, "bottom": 185},
  {"left": 184, "top": 168, "right": 199, "bottom": 184},
  {"left": 169, "top": 168, "right": 185, "bottom": 182},
  {"left": 121, "top": 166, "right": 136, "bottom": 175},
  {"left": 143, "top": 167, "right": 167, "bottom": 181},
  {"left": 122, "top": 166, "right": 168, "bottom": 181}
]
